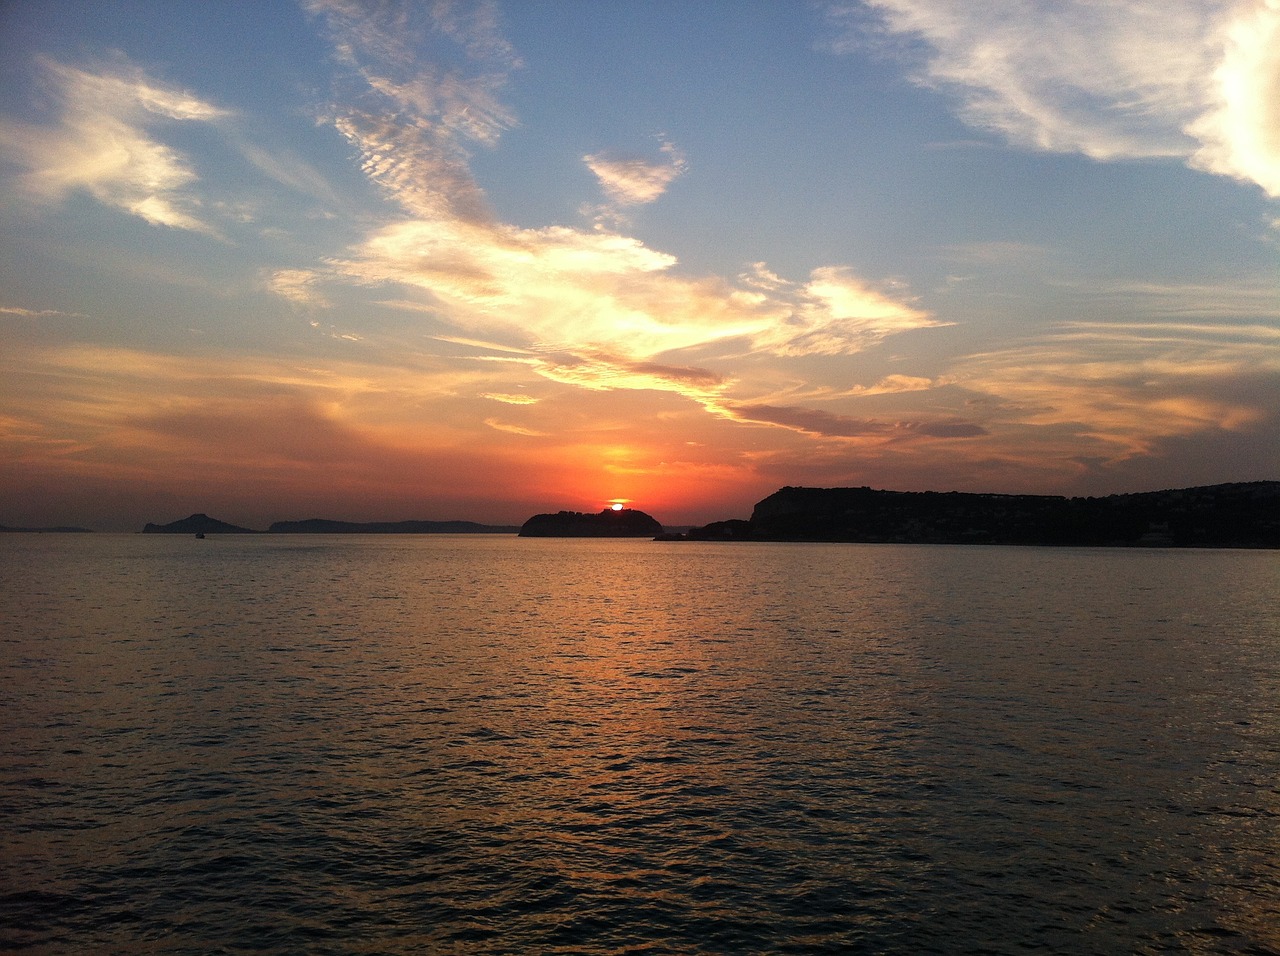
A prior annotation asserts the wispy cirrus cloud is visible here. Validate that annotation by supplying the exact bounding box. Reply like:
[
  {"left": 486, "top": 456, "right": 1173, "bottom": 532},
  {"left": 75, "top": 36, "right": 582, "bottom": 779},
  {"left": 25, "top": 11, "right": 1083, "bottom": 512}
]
[
  {"left": 287, "top": 0, "right": 947, "bottom": 448},
  {"left": 953, "top": 318, "right": 1279, "bottom": 460},
  {"left": 1, "top": 305, "right": 88, "bottom": 319},
  {"left": 720, "top": 401, "right": 987, "bottom": 441},
  {"left": 482, "top": 392, "right": 538, "bottom": 405},
  {"left": 305, "top": 0, "right": 518, "bottom": 224},
  {"left": 829, "top": 0, "right": 1280, "bottom": 196},
  {"left": 0, "top": 57, "right": 231, "bottom": 233},
  {"left": 532, "top": 351, "right": 727, "bottom": 396}
]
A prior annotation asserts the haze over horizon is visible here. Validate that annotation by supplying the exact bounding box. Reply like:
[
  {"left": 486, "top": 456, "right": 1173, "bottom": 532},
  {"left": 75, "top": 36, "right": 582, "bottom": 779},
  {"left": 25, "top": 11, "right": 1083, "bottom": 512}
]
[{"left": 3, "top": 1, "right": 1279, "bottom": 532}]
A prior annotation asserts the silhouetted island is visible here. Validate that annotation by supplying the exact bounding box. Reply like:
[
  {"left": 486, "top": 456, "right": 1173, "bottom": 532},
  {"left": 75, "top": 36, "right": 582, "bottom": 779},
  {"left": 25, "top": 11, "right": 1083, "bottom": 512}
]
[
  {"left": 667, "top": 482, "right": 1280, "bottom": 548},
  {"left": 519, "top": 508, "right": 664, "bottom": 538},
  {"left": 0, "top": 524, "right": 94, "bottom": 533},
  {"left": 141, "top": 514, "right": 519, "bottom": 534},
  {"left": 142, "top": 513, "right": 259, "bottom": 534},
  {"left": 268, "top": 518, "right": 519, "bottom": 534}
]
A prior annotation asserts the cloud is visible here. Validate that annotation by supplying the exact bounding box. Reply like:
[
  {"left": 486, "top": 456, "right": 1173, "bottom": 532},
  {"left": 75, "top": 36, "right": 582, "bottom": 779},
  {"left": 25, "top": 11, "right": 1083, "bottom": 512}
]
[
  {"left": 832, "top": 0, "right": 1280, "bottom": 196},
  {"left": 1188, "top": 0, "right": 1280, "bottom": 195},
  {"left": 305, "top": 0, "right": 519, "bottom": 223},
  {"left": 952, "top": 319, "right": 1279, "bottom": 459},
  {"left": 769, "top": 267, "right": 946, "bottom": 356},
  {"left": 0, "top": 57, "right": 231, "bottom": 232},
  {"left": 857, "top": 374, "right": 937, "bottom": 395},
  {"left": 721, "top": 402, "right": 987, "bottom": 440},
  {"left": 1, "top": 305, "right": 87, "bottom": 319},
  {"left": 1070, "top": 278, "right": 1280, "bottom": 321},
  {"left": 297, "top": 0, "right": 945, "bottom": 448},
  {"left": 236, "top": 142, "right": 341, "bottom": 205},
  {"left": 584, "top": 139, "right": 687, "bottom": 205},
  {"left": 334, "top": 108, "right": 495, "bottom": 223},
  {"left": 532, "top": 351, "right": 727, "bottom": 397},
  {"left": 329, "top": 216, "right": 938, "bottom": 371},
  {"left": 304, "top": 0, "right": 519, "bottom": 72},
  {"left": 268, "top": 269, "right": 332, "bottom": 308},
  {"left": 484, "top": 417, "right": 546, "bottom": 436}
]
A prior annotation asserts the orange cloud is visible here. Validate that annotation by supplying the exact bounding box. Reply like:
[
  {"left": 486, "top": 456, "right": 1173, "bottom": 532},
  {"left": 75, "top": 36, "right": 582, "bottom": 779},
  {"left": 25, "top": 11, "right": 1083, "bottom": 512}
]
[{"left": 952, "top": 319, "right": 1276, "bottom": 459}]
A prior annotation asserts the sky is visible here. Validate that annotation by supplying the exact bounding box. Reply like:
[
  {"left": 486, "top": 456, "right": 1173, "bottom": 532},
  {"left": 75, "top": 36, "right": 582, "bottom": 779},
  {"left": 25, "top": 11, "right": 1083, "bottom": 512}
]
[{"left": 2, "top": 0, "right": 1279, "bottom": 531}]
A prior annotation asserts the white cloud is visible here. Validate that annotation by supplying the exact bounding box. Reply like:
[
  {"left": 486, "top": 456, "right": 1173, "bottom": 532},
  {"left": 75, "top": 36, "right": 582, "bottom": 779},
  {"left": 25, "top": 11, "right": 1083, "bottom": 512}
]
[
  {"left": 0, "top": 58, "right": 231, "bottom": 232},
  {"left": 584, "top": 139, "right": 687, "bottom": 206},
  {"left": 1188, "top": 0, "right": 1280, "bottom": 195},
  {"left": 268, "top": 269, "right": 332, "bottom": 308},
  {"left": 302, "top": 0, "right": 944, "bottom": 418},
  {"left": 834, "top": 0, "right": 1280, "bottom": 196}
]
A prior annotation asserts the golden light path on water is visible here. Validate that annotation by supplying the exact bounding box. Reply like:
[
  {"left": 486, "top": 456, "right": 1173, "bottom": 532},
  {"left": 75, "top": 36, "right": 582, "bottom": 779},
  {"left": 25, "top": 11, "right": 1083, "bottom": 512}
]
[{"left": 2, "top": 534, "right": 1278, "bottom": 952}]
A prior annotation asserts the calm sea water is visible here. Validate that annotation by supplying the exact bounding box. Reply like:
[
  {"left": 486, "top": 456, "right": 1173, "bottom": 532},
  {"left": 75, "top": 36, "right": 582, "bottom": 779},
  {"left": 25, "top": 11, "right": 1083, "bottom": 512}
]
[{"left": 2, "top": 534, "right": 1278, "bottom": 954}]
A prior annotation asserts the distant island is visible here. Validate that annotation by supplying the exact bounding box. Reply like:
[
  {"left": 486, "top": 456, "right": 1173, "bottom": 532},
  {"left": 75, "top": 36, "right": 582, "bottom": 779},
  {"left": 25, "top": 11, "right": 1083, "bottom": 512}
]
[
  {"left": 140, "top": 513, "right": 518, "bottom": 534},
  {"left": 519, "top": 508, "right": 664, "bottom": 538},
  {"left": 38, "top": 481, "right": 1280, "bottom": 547},
  {"left": 666, "top": 482, "right": 1280, "bottom": 548},
  {"left": 0, "top": 524, "right": 93, "bottom": 533},
  {"left": 142, "top": 513, "right": 259, "bottom": 534}
]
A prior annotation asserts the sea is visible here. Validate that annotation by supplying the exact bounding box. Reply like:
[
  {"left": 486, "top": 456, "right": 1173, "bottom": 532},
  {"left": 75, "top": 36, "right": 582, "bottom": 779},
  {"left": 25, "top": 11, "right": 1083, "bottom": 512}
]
[{"left": 2, "top": 533, "right": 1278, "bottom": 954}]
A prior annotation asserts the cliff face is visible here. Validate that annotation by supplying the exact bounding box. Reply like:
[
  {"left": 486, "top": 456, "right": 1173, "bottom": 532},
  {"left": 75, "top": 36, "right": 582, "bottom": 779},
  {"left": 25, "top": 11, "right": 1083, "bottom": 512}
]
[
  {"left": 519, "top": 508, "right": 663, "bottom": 538},
  {"left": 689, "top": 482, "right": 1280, "bottom": 548}
]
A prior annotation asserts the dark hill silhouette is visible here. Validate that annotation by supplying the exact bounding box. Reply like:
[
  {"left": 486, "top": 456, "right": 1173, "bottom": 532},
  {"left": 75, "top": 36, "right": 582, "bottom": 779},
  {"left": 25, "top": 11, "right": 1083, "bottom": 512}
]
[
  {"left": 142, "top": 513, "right": 259, "bottom": 534},
  {"left": 674, "top": 482, "right": 1280, "bottom": 548},
  {"left": 268, "top": 518, "right": 518, "bottom": 533},
  {"left": 519, "top": 508, "right": 663, "bottom": 538}
]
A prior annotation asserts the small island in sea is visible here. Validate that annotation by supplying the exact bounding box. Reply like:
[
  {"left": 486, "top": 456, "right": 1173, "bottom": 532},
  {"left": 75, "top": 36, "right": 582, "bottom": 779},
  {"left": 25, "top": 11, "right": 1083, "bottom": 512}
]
[
  {"left": 129, "top": 480, "right": 1278, "bottom": 546},
  {"left": 142, "top": 513, "right": 258, "bottom": 534},
  {"left": 140, "top": 514, "right": 518, "bottom": 534},
  {"left": 667, "top": 481, "right": 1280, "bottom": 548},
  {"left": 519, "top": 508, "right": 663, "bottom": 538}
]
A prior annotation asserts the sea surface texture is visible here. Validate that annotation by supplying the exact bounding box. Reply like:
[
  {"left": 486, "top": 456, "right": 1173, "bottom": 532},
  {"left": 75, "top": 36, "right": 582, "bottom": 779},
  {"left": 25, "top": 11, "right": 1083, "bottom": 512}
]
[{"left": 2, "top": 534, "right": 1278, "bottom": 954}]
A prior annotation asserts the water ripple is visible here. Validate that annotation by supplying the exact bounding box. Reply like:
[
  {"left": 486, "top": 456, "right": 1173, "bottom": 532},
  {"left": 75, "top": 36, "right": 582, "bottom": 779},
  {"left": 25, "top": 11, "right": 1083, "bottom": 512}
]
[{"left": 2, "top": 535, "right": 1278, "bottom": 953}]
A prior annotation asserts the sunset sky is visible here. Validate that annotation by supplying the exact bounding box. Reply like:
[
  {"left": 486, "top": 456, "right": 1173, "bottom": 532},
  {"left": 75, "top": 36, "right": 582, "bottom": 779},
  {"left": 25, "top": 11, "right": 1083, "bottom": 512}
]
[{"left": 2, "top": 0, "right": 1279, "bottom": 531}]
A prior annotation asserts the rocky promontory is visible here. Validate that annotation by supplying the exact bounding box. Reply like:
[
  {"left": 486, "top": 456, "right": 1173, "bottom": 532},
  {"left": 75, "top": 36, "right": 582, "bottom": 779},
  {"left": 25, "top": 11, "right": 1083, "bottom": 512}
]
[
  {"left": 519, "top": 508, "right": 663, "bottom": 538},
  {"left": 673, "top": 482, "right": 1280, "bottom": 548}
]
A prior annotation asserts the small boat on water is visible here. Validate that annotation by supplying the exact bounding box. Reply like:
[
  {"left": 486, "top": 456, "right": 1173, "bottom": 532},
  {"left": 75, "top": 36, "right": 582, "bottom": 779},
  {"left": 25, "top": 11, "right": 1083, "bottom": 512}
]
[{"left": 195, "top": 532, "right": 205, "bottom": 539}]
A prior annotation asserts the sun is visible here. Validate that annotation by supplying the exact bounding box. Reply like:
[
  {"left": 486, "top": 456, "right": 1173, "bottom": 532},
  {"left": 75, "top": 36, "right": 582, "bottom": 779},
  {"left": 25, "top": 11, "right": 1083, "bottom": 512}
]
[{"left": 610, "top": 503, "right": 624, "bottom": 511}]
